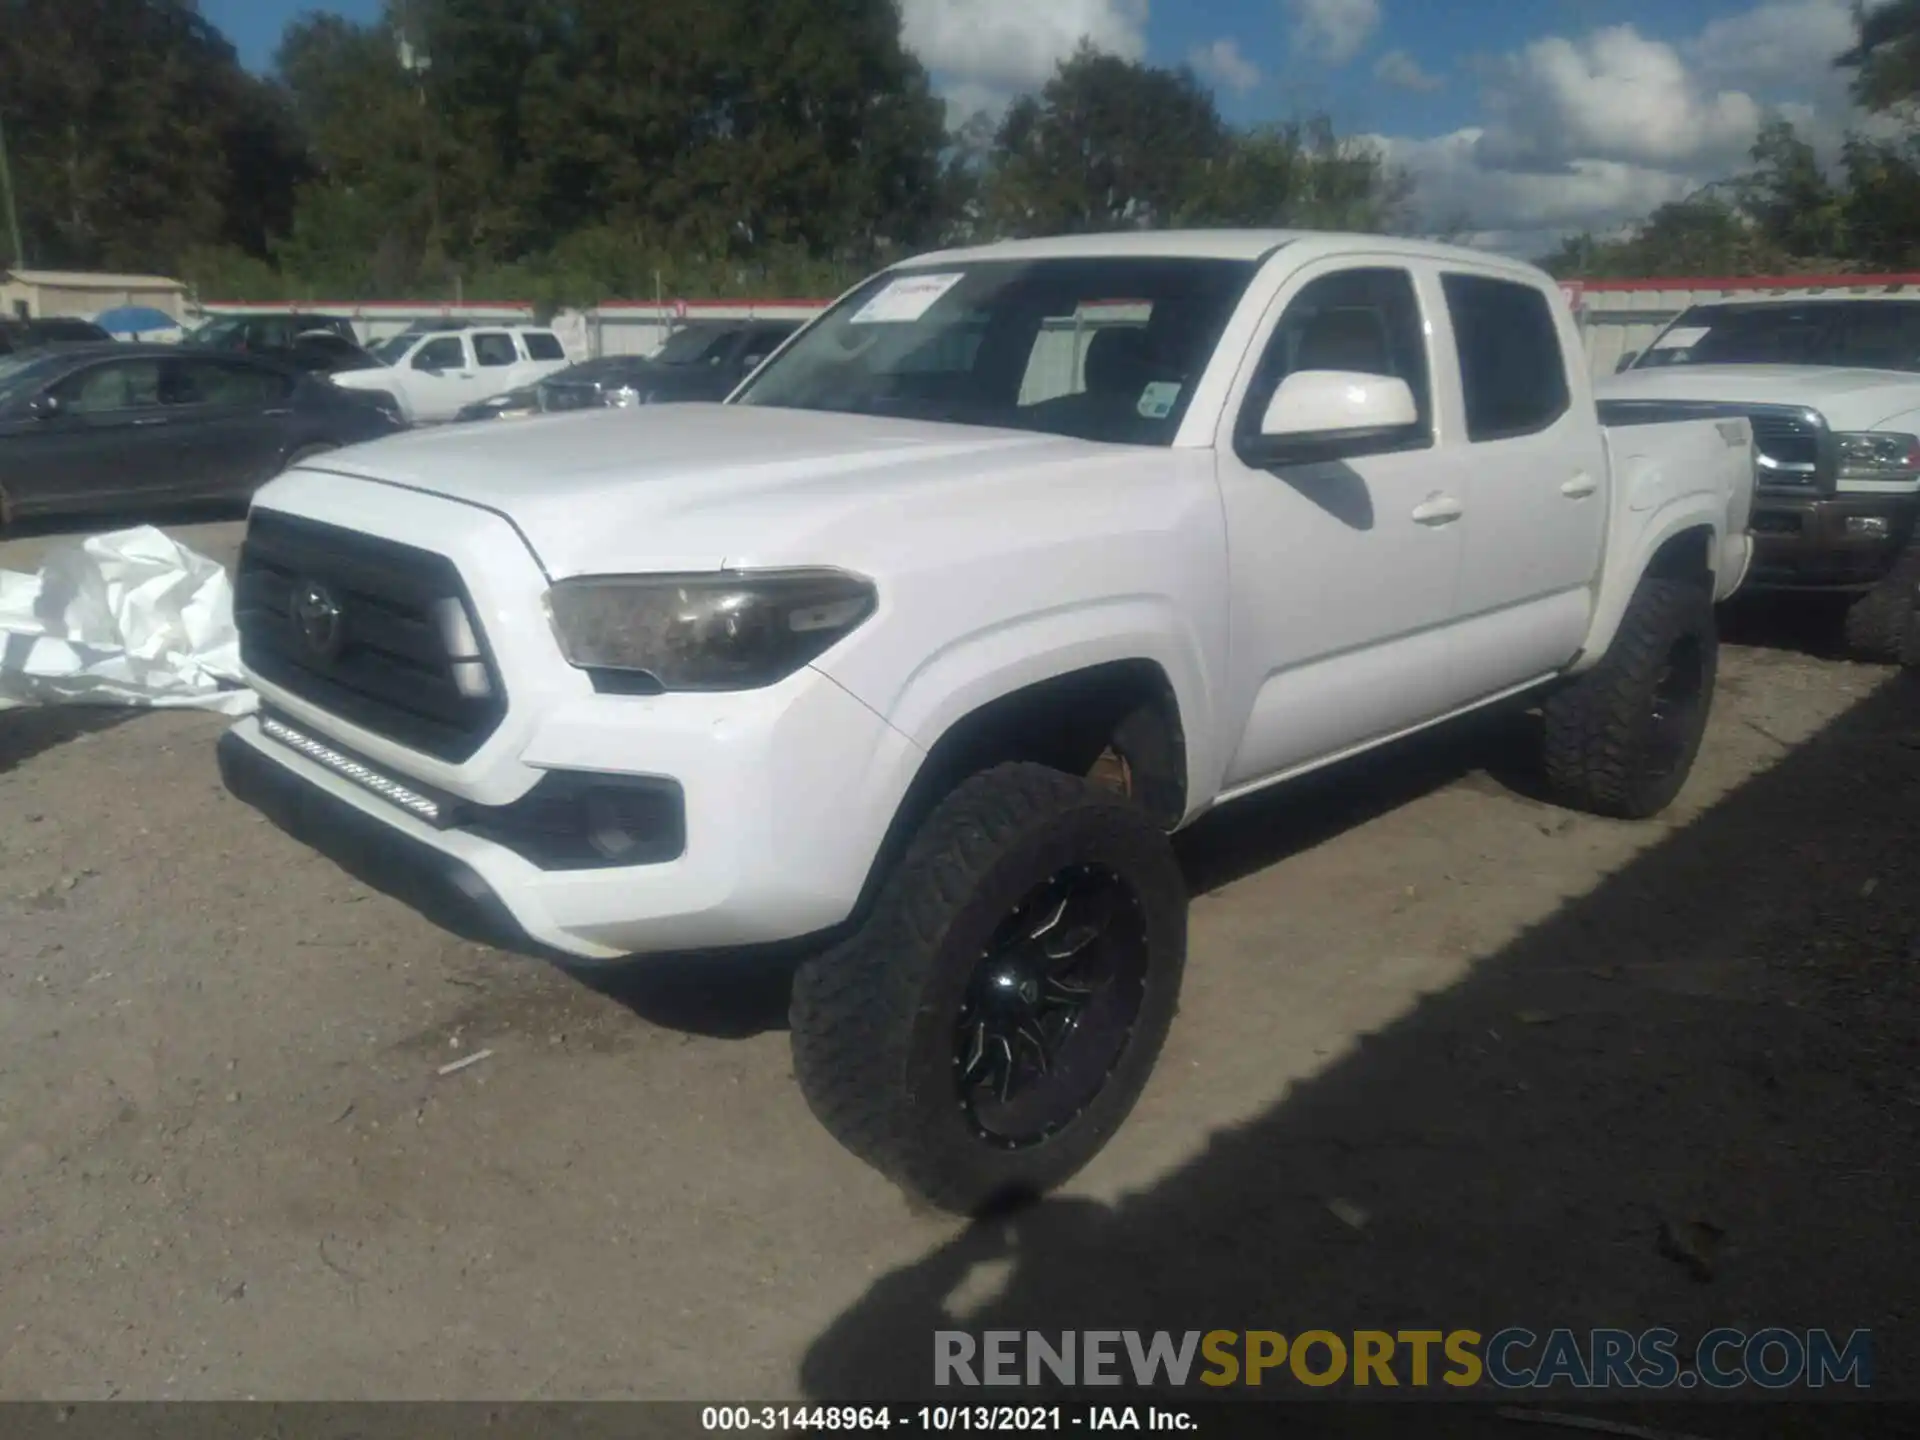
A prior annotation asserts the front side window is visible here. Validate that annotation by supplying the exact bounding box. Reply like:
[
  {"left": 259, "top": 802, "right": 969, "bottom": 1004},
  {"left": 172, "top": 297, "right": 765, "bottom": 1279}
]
[
  {"left": 1442, "top": 273, "right": 1570, "bottom": 442},
  {"left": 413, "top": 336, "right": 466, "bottom": 371},
  {"left": 57, "top": 359, "right": 163, "bottom": 414},
  {"left": 1235, "top": 267, "right": 1432, "bottom": 455},
  {"left": 735, "top": 257, "right": 1258, "bottom": 446}
]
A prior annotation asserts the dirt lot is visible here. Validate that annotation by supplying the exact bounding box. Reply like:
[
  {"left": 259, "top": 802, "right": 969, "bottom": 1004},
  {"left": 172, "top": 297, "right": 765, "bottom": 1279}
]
[{"left": 1, "top": 518, "right": 1916, "bottom": 1410}]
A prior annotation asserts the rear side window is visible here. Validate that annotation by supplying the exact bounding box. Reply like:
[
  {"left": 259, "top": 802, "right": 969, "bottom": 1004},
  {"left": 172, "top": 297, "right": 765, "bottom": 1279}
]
[
  {"left": 171, "top": 358, "right": 294, "bottom": 407},
  {"left": 523, "top": 331, "right": 565, "bottom": 360},
  {"left": 1442, "top": 274, "right": 1570, "bottom": 442},
  {"left": 473, "top": 332, "right": 518, "bottom": 367}
]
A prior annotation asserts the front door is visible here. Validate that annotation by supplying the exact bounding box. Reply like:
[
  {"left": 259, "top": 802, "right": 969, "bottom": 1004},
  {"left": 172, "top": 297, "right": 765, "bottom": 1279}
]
[
  {"left": 0, "top": 357, "right": 178, "bottom": 518},
  {"left": 404, "top": 334, "right": 485, "bottom": 421},
  {"left": 1212, "top": 262, "right": 1475, "bottom": 790}
]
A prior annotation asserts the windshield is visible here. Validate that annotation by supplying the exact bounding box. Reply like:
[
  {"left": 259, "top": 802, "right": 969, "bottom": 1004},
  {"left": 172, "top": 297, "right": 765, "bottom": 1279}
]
[
  {"left": 186, "top": 317, "right": 248, "bottom": 348},
  {"left": 0, "top": 352, "right": 63, "bottom": 408},
  {"left": 369, "top": 334, "right": 415, "bottom": 365},
  {"left": 1633, "top": 301, "right": 1920, "bottom": 373},
  {"left": 734, "top": 257, "right": 1256, "bottom": 445},
  {"left": 652, "top": 327, "right": 732, "bottom": 366}
]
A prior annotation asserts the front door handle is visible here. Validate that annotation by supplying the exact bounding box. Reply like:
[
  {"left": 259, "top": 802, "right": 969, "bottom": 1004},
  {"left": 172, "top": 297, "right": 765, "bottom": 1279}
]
[
  {"left": 1561, "top": 474, "right": 1599, "bottom": 499},
  {"left": 1411, "top": 493, "right": 1464, "bottom": 526}
]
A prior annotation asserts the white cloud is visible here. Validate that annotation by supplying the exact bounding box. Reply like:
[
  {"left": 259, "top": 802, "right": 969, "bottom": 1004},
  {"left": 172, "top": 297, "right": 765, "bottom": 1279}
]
[
  {"left": 1285, "top": 0, "right": 1382, "bottom": 67},
  {"left": 1686, "top": 0, "right": 1854, "bottom": 96},
  {"left": 1373, "top": 49, "right": 1444, "bottom": 94},
  {"left": 900, "top": 0, "right": 1150, "bottom": 117},
  {"left": 1473, "top": 25, "right": 1764, "bottom": 174},
  {"left": 1372, "top": 0, "right": 1871, "bottom": 256},
  {"left": 1189, "top": 38, "right": 1263, "bottom": 95}
]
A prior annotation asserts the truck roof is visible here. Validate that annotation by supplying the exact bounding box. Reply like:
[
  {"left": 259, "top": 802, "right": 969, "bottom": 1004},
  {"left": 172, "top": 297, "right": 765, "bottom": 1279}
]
[{"left": 905, "top": 229, "right": 1552, "bottom": 282}]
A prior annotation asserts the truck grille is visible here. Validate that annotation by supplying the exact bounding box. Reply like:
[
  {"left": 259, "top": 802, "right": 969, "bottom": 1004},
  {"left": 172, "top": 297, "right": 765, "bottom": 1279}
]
[
  {"left": 539, "top": 380, "right": 604, "bottom": 412},
  {"left": 235, "top": 511, "right": 506, "bottom": 762},
  {"left": 1748, "top": 410, "right": 1824, "bottom": 490}
]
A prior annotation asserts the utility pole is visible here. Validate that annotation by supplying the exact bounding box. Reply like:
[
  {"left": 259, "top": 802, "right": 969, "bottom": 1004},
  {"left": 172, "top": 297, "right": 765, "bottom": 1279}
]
[{"left": 0, "top": 112, "right": 24, "bottom": 269}]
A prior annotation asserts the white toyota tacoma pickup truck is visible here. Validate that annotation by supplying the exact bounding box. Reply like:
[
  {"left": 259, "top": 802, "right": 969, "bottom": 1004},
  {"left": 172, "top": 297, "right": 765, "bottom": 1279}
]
[
  {"left": 1601, "top": 292, "right": 1920, "bottom": 660},
  {"left": 218, "top": 232, "right": 1755, "bottom": 1212}
]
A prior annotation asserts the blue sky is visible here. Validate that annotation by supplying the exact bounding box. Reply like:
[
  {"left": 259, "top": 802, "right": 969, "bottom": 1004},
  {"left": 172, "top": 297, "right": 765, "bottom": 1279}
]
[{"left": 204, "top": 0, "right": 1864, "bottom": 251}]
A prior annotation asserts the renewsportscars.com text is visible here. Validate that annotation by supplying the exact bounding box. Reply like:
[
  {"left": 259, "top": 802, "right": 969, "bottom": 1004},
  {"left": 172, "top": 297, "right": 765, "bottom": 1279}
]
[{"left": 934, "top": 1328, "right": 1873, "bottom": 1391}]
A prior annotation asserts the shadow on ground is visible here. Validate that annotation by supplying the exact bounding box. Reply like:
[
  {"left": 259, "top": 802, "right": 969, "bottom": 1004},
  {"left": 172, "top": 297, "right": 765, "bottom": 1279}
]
[
  {"left": 573, "top": 706, "right": 1529, "bottom": 1041},
  {"left": 0, "top": 706, "right": 135, "bottom": 775},
  {"left": 797, "top": 671, "right": 1920, "bottom": 1426}
]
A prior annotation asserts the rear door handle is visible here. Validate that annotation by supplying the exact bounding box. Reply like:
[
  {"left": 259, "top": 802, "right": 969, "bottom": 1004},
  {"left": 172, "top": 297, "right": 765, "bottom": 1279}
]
[
  {"left": 1411, "top": 493, "right": 1464, "bottom": 526},
  {"left": 1561, "top": 474, "right": 1598, "bottom": 499}
]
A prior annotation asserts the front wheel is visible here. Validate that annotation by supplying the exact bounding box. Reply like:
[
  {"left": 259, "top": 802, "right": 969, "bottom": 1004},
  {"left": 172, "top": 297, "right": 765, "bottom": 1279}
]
[
  {"left": 1843, "top": 534, "right": 1920, "bottom": 662},
  {"left": 1540, "top": 575, "right": 1718, "bottom": 820},
  {"left": 789, "top": 763, "right": 1188, "bottom": 1214}
]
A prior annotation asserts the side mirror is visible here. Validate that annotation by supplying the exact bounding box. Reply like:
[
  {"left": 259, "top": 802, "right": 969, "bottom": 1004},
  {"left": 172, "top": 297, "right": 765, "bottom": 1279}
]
[
  {"left": 27, "top": 393, "right": 61, "bottom": 421},
  {"left": 1241, "top": 370, "right": 1417, "bottom": 466},
  {"left": 1615, "top": 351, "right": 1639, "bottom": 373}
]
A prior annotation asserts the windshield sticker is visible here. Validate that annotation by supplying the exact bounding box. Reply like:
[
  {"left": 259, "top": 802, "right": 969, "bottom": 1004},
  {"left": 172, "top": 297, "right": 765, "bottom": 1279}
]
[
  {"left": 1653, "top": 325, "right": 1711, "bottom": 351},
  {"left": 849, "top": 273, "right": 965, "bottom": 325},
  {"left": 1137, "top": 381, "right": 1182, "bottom": 420}
]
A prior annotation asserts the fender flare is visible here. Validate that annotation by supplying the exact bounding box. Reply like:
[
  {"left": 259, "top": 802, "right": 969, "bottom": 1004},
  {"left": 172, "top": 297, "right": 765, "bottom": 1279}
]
[
  {"left": 1570, "top": 497, "right": 1724, "bottom": 675},
  {"left": 866, "top": 596, "right": 1221, "bottom": 826}
]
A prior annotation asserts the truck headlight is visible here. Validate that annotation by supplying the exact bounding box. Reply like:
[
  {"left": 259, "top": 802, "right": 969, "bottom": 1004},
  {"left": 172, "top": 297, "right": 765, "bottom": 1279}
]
[
  {"left": 543, "top": 570, "right": 876, "bottom": 691},
  {"left": 1835, "top": 431, "right": 1920, "bottom": 481}
]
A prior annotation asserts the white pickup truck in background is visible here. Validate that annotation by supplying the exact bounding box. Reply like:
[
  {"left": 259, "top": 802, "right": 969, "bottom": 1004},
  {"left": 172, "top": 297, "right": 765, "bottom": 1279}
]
[
  {"left": 1602, "top": 293, "right": 1920, "bottom": 660},
  {"left": 330, "top": 323, "right": 574, "bottom": 424},
  {"left": 217, "top": 231, "right": 1755, "bottom": 1212}
]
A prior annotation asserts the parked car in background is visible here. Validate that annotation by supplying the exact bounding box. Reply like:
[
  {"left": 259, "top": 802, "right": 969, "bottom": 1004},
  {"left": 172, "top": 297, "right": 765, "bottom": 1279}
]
[
  {"left": 453, "top": 321, "right": 801, "bottom": 423},
  {"left": 331, "top": 324, "right": 572, "bottom": 424},
  {"left": 221, "top": 231, "right": 1755, "bottom": 1212},
  {"left": 1601, "top": 295, "right": 1920, "bottom": 661},
  {"left": 0, "top": 317, "right": 113, "bottom": 355},
  {"left": 0, "top": 344, "right": 402, "bottom": 528},
  {"left": 184, "top": 312, "right": 382, "bottom": 377}
]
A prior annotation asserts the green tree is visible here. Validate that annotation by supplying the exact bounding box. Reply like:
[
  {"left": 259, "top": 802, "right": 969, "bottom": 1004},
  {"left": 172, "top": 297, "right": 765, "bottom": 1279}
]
[
  {"left": 1839, "top": 0, "right": 1920, "bottom": 112},
  {"left": 1178, "top": 117, "right": 1408, "bottom": 231},
  {"left": 983, "top": 48, "right": 1228, "bottom": 235},
  {"left": 0, "top": 0, "right": 305, "bottom": 272}
]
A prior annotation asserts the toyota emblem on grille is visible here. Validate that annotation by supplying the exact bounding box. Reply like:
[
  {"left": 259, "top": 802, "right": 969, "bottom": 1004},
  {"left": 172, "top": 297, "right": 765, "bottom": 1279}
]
[{"left": 292, "top": 579, "right": 345, "bottom": 660}]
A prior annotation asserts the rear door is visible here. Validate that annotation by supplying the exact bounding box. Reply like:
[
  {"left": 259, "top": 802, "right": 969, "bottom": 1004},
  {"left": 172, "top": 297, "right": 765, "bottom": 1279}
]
[
  {"left": 469, "top": 330, "right": 528, "bottom": 398},
  {"left": 0, "top": 356, "right": 174, "bottom": 515},
  {"left": 1437, "top": 271, "right": 1609, "bottom": 697},
  {"left": 159, "top": 355, "right": 298, "bottom": 497}
]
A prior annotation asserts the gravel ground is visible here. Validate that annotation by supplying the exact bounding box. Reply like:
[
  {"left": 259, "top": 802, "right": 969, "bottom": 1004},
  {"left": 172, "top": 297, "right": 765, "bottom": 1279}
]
[{"left": 0, "top": 519, "right": 1915, "bottom": 1414}]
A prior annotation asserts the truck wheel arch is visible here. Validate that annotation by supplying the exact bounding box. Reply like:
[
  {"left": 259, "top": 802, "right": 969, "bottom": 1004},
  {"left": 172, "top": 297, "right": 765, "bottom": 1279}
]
[
  {"left": 846, "top": 659, "right": 1191, "bottom": 928},
  {"left": 1574, "top": 514, "right": 1720, "bottom": 675}
]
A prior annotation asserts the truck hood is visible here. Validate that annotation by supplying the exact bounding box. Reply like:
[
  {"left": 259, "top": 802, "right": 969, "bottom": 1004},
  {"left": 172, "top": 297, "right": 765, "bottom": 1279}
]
[
  {"left": 1597, "top": 364, "right": 1920, "bottom": 431},
  {"left": 295, "top": 403, "right": 1122, "bottom": 576}
]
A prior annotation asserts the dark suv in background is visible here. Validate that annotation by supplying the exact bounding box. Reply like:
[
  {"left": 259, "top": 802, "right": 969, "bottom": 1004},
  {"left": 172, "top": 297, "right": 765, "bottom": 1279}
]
[
  {"left": 0, "top": 317, "right": 114, "bottom": 355},
  {"left": 455, "top": 319, "right": 802, "bottom": 421},
  {"left": 185, "top": 312, "right": 381, "bottom": 376}
]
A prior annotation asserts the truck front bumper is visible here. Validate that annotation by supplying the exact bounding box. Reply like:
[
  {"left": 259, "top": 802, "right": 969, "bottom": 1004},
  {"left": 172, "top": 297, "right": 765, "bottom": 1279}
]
[
  {"left": 219, "top": 671, "right": 924, "bottom": 963},
  {"left": 1745, "top": 492, "right": 1919, "bottom": 592}
]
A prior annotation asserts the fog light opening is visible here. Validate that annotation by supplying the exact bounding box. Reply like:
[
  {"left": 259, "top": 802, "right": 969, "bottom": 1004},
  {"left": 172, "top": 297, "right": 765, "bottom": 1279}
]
[
  {"left": 584, "top": 788, "right": 644, "bottom": 862},
  {"left": 1846, "top": 515, "right": 1894, "bottom": 539}
]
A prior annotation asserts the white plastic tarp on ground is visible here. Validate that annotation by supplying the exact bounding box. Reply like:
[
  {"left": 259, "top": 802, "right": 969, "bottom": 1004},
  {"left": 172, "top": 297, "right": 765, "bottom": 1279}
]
[{"left": 0, "top": 526, "right": 257, "bottom": 714}]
